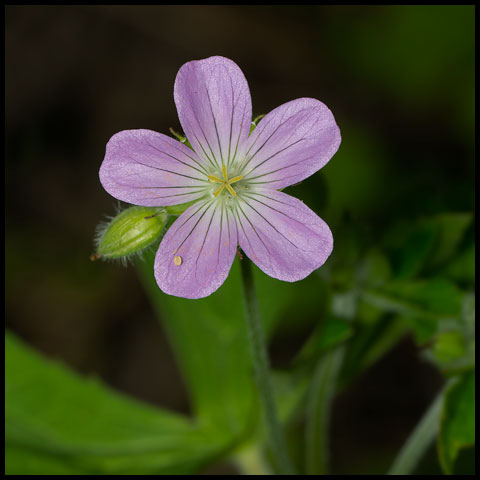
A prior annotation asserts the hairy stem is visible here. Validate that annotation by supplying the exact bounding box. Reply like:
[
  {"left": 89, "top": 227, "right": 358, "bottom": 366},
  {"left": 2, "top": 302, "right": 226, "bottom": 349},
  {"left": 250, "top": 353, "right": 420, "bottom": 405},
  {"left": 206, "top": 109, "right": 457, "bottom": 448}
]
[{"left": 240, "top": 256, "right": 294, "bottom": 475}]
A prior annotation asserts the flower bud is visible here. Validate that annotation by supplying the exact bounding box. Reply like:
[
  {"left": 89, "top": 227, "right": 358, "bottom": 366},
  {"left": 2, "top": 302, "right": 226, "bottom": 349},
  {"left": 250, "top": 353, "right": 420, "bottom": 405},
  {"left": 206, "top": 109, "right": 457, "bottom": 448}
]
[{"left": 96, "top": 206, "right": 166, "bottom": 259}]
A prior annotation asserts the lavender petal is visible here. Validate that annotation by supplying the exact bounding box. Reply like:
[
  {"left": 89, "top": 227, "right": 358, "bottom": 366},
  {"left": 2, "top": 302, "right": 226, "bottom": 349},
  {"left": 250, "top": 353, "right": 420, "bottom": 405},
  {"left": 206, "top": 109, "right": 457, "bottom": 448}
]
[
  {"left": 235, "top": 188, "right": 333, "bottom": 281},
  {"left": 99, "top": 129, "right": 209, "bottom": 206},
  {"left": 240, "top": 98, "right": 341, "bottom": 189},
  {"left": 154, "top": 200, "right": 238, "bottom": 299},
  {"left": 174, "top": 56, "right": 252, "bottom": 171}
]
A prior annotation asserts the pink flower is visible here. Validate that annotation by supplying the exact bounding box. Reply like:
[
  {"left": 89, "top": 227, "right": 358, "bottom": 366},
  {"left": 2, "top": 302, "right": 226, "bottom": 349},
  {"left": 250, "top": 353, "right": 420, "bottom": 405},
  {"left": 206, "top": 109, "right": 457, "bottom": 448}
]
[{"left": 100, "top": 56, "right": 341, "bottom": 299}]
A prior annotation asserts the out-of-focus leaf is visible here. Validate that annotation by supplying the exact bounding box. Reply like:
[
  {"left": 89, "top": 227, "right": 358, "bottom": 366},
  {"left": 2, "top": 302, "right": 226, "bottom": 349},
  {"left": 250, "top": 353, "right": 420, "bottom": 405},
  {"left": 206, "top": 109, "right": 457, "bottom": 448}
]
[
  {"left": 426, "top": 213, "right": 473, "bottom": 268},
  {"left": 137, "top": 253, "right": 256, "bottom": 439},
  {"left": 305, "top": 346, "right": 345, "bottom": 475},
  {"left": 5, "top": 331, "right": 224, "bottom": 475},
  {"left": 272, "top": 371, "right": 310, "bottom": 423},
  {"left": 384, "top": 213, "right": 473, "bottom": 280},
  {"left": 322, "top": 126, "right": 390, "bottom": 222},
  {"left": 438, "top": 371, "right": 475, "bottom": 474},
  {"left": 331, "top": 290, "right": 358, "bottom": 320},
  {"left": 445, "top": 242, "right": 475, "bottom": 286},
  {"left": 6, "top": 446, "right": 91, "bottom": 475},
  {"left": 340, "top": 314, "right": 408, "bottom": 387},
  {"left": 255, "top": 260, "right": 327, "bottom": 336},
  {"left": 138, "top": 248, "right": 323, "bottom": 450},
  {"left": 363, "top": 278, "right": 463, "bottom": 319},
  {"left": 326, "top": 213, "right": 367, "bottom": 291},
  {"left": 357, "top": 248, "right": 392, "bottom": 288},
  {"left": 295, "top": 315, "right": 352, "bottom": 367},
  {"left": 433, "top": 331, "right": 466, "bottom": 364},
  {"left": 400, "top": 314, "right": 438, "bottom": 343},
  {"left": 137, "top": 248, "right": 328, "bottom": 440},
  {"left": 424, "top": 292, "right": 475, "bottom": 374},
  {"left": 391, "top": 222, "right": 439, "bottom": 279},
  {"left": 460, "top": 292, "right": 475, "bottom": 329},
  {"left": 363, "top": 277, "right": 463, "bottom": 344}
]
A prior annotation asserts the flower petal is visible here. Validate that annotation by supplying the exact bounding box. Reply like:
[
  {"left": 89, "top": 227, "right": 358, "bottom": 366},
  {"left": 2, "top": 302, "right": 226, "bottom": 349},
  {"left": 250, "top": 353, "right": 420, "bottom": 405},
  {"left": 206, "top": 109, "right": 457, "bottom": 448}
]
[
  {"left": 239, "top": 98, "right": 341, "bottom": 189},
  {"left": 99, "top": 129, "right": 209, "bottom": 206},
  {"left": 174, "top": 56, "right": 252, "bottom": 171},
  {"left": 154, "top": 200, "right": 238, "bottom": 299},
  {"left": 235, "top": 189, "right": 333, "bottom": 281}
]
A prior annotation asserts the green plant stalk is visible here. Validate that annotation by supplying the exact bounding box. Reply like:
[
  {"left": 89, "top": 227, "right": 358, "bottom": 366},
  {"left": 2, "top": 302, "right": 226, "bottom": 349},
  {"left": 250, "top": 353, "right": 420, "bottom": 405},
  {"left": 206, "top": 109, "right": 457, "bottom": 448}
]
[
  {"left": 305, "top": 346, "right": 345, "bottom": 475},
  {"left": 240, "top": 257, "right": 295, "bottom": 475},
  {"left": 387, "top": 383, "right": 449, "bottom": 475},
  {"left": 232, "top": 443, "right": 273, "bottom": 475}
]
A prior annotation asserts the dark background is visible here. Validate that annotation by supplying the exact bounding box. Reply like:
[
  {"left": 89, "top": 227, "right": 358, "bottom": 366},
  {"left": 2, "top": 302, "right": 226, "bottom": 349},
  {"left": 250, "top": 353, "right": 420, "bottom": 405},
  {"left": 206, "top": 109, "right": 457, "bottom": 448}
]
[{"left": 5, "top": 5, "right": 474, "bottom": 474}]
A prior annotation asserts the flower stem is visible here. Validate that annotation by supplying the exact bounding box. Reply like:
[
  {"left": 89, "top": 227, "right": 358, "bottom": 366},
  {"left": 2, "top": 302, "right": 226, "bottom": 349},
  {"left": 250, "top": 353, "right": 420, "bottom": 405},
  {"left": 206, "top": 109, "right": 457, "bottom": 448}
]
[
  {"left": 233, "top": 443, "right": 273, "bottom": 475},
  {"left": 387, "top": 382, "right": 450, "bottom": 475},
  {"left": 240, "top": 256, "right": 295, "bottom": 475}
]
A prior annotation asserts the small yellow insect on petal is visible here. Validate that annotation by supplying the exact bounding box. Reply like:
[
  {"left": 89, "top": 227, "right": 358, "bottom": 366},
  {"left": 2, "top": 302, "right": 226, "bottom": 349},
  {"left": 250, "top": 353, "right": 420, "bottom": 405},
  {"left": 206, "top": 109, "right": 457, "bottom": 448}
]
[{"left": 173, "top": 255, "right": 182, "bottom": 266}]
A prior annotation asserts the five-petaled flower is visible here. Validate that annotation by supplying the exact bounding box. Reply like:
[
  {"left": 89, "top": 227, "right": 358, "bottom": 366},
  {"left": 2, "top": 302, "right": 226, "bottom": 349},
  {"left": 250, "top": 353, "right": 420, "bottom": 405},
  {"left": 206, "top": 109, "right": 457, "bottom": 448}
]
[{"left": 99, "top": 56, "right": 341, "bottom": 299}]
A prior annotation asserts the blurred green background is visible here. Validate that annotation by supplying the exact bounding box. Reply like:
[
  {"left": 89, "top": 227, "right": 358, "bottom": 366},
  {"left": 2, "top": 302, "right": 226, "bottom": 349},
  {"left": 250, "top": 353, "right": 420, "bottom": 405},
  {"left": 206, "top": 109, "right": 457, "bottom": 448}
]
[{"left": 5, "top": 5, "right": 474, "bottom": 475}]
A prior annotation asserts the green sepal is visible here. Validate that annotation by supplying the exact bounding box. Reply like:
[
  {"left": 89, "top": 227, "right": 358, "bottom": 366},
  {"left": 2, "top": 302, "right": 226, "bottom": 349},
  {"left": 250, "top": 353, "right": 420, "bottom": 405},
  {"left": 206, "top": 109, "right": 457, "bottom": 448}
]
[
  {"left": 249, "top": 114, "right": 266, "bottom": 135},
  {"left": 165, "top": 200, "right": 199, "bottom": 216}
]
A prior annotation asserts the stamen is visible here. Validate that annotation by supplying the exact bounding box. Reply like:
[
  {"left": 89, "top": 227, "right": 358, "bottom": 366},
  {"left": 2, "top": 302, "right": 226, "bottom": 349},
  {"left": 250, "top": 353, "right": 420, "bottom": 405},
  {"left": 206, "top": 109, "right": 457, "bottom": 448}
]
[
  {"left": 208, "top": 174, "right": 223, "bottom": 183},
  {"left": 228, "top": 175, "right": 243, "bottom": 184},
  {"left": 225, "top": 183, "right": 237, "bottom": 197},
  {"left": 214, "top": 184, "right": 226, "bottom": 197},
  {"left": 222, "top": 164, "right": 228, "bottom": 180}
]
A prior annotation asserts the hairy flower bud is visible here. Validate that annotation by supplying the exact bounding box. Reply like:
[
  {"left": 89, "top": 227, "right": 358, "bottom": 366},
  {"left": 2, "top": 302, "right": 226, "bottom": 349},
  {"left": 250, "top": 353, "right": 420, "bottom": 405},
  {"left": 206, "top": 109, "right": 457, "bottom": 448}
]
[{"left": 96, "top": 206, "right": 166, "bottom": 259}]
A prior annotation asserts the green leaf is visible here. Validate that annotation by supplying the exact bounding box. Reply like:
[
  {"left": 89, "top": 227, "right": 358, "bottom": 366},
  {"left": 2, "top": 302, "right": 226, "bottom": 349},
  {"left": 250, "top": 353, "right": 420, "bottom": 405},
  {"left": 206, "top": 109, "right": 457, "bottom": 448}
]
[
  {"left": 391, "top": 221, "right": 439, "bottom": 279},
  {"left": 357, "top": 248, "right": 392, "bottom": 288},
  {"left": 5, "top": 331, "right": 224, "bottom": 475},
  {"left": 362, "top": 278, "right": 463, "bottom": 342},
  {"left": 385, "top": 213, "right": 473, "bottom": 280},
  {"left": 445, "top": 242, "right": 475, "bottom": 286},
  {"left": 6, "top": 445, "right": 91, "bottom": 475},
  {"left": 137, "top": 251, "right": 327, "bottom": 441},
  {"left": 438, "top": 372, "right": 475, "bottom": 474},
  {"left": 363, "top": 277, "right": 465, "bottom": 345},
  {"left": 305, "top": 347, "right": 345, "bottom": 475},
  {"left": 165, "top": 199, "right": 198, "bottom": 216},
  {"left": 426, "top": 213, "right": 473, "bottom": 268},
  {"left": 295, "top": 315, "right": 352, "bottom": 366},
  {"left": 137, "top": 253, "right": 257, "bottom": 439},
  {"left": 340, "top": 313, "right": 408, "bottom": 387},
  {"left": 433, "top": 331, "right": 467, "bottom": 364},
  {"left": 424, "top": 292, "right": 475, "bottom": 374}
]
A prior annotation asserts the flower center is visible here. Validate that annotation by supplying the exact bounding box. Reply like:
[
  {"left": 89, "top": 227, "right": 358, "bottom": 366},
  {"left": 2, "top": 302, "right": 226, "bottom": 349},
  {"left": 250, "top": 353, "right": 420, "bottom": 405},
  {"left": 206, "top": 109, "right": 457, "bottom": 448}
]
[{"left": 207, "top": 164, "right": 243, "bottom": 198}]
